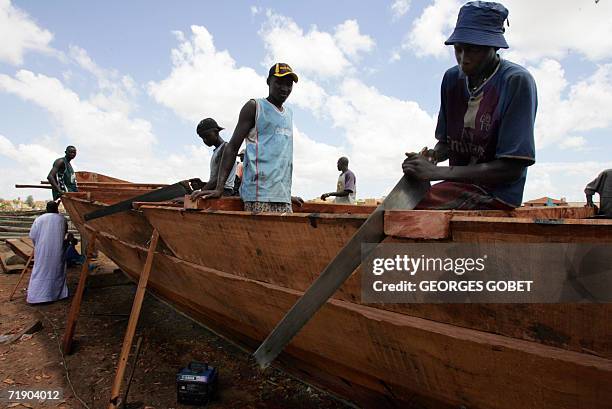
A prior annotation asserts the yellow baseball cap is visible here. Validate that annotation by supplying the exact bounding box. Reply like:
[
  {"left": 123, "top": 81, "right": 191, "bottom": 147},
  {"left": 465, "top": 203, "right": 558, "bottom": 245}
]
[{"left": 268, "top": 63, "right": 298, "bottom": 83}]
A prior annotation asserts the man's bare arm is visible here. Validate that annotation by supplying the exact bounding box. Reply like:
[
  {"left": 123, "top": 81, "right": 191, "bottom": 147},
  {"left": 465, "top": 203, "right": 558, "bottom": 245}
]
[
  {"left": 47, "top": 158, "right": 65, "bottom": 193},
  {"left": 403, "top": 156, "right": 526, "bottom": 185}
]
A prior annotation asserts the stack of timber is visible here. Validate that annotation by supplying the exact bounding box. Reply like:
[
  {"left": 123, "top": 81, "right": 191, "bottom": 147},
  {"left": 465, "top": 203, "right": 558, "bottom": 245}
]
[
  {"left": 59, "top": 173, "right": 612, "bottom": 409},
  {"left": 0, "top": 210, "right": 79, "bottom": 242}
]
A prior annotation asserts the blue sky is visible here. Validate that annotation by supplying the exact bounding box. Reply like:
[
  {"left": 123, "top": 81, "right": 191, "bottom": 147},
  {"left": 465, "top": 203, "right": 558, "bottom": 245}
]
[{"left": 1, "top": 0, "right": 611, "bottom": 202}]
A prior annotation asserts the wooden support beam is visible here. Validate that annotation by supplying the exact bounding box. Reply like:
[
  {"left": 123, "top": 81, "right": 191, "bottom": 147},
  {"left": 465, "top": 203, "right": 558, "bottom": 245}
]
[
  {"left": 108, "top": 229, "right": 159, "bottom": 409},
  {"left": 61, "top": 231, "right": 98, "bottom": 354},
  {"left": 8, "top": 253, "right": 33, "bottom": 301},
  {"left": 0, "top": 253, "right": 8, "bottom": 274}
]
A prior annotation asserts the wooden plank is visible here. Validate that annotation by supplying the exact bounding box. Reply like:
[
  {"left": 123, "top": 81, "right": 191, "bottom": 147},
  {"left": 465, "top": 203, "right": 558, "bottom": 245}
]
[
  {"left": 108, "top": 229, "right": 159, "bottom": 409},
  {"left": 9, "top": 253, "right": 33, "bottom": 301},
  {"left": 90, "top": 235, "right": 612, "bottom": 409},
  {"left": 183, "top": 196, "right": 376, "bottom": 214},
  {"left": 6, "top": 238, "right": 33, "bottom": 260},
  {"left": 512, "top": 205, "right": 595, "bottom": 219},
  {"left": 75, "top": 171, "right": 130, "bottom": 183},
  {"left": 451, "top": 216, "right": 612, "bottom": 243},
  {"left": 61, "top": 232, "right": 97, "bottom": 354},
  {"left": 385, "top": 208, "right": 602, "bottom": 239}
]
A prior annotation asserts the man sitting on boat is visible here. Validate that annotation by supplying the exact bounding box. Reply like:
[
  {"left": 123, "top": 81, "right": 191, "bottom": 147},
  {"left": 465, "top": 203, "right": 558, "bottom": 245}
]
[
  {"left": 27, "top": 201, "right": 69, "bottom": 304},
  {"left": 48, "top": 145, "right": 78, "bottom": 201},
  {"left": 585, "top": 169, "right": 612, "bottom": 217},
  {"left": 402, "top": 1, "right": 537, "bottom": 210},
  {"left": 191, "top": 117, "right": 237, "bottom": 197},
  {"left": 320, "top": 157, "right": 357, "bottom": 204},
  {"left": 191, "top": 63, "right": 303, "bottom": 212}
]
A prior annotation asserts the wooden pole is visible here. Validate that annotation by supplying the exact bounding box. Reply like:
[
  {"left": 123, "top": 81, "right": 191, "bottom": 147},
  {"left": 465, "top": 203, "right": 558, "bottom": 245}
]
[
  {"left": 8, "top": 254, "right": 33, "bottom": 301},
  {"left": 61, "top": 231, "right": 98, "bottom": 354},
  {"left": 108, "top": 229, "right": 159, "bottom": 409},
  {"left": 0, "top": 254, "right": 8, "bottom": 274}
]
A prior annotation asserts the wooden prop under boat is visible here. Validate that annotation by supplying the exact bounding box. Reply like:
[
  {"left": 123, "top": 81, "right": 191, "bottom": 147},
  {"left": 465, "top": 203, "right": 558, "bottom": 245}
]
[{"left": 60, "top": 177, "right": 612, "bottom": 409}]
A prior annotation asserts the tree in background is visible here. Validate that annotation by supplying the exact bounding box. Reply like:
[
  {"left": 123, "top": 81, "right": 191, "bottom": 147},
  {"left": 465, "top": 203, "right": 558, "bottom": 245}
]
[{"left": 25, "top": 195, "right": 34, "bottom": 207}]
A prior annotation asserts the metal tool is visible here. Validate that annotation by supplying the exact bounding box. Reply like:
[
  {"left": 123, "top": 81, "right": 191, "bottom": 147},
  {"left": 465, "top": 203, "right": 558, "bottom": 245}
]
[{"left": 254, "top": 175, "right": 428, "bottom": 367}]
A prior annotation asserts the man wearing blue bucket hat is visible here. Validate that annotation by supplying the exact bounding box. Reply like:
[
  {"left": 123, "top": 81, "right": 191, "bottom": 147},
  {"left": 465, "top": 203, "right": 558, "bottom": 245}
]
[{"left": 403, "top": 1, "right": 537, "bottom": 210}]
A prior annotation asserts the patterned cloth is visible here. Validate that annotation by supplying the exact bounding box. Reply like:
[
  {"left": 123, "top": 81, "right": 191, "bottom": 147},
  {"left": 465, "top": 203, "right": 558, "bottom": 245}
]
[
  {"left": 244, "top": 201, "right": 292, "bottom": 213},
  {"left": 416, "top": 181, "right": 514, "bottom": 210}
]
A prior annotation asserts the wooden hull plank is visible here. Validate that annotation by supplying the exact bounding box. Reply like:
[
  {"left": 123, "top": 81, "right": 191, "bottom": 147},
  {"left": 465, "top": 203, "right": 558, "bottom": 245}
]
[{"left": 90, "top": 232, "right": 612, "bottom": 409}]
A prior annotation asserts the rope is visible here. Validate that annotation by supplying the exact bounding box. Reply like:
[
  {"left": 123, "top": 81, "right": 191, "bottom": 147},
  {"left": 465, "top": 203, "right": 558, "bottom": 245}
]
[{"left": 38, "top": 309, "right": 92, "bottom": 409}]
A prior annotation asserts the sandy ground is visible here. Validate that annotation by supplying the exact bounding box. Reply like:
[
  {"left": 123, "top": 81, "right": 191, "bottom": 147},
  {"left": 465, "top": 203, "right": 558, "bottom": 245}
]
[{"left": 0, "top": 243, "right": 352, "bottom": 409}]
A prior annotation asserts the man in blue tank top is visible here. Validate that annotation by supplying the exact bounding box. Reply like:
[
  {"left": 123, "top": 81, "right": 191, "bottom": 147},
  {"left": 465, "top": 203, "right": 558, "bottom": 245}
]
[
  {"left": 192, "top": 63, "right": 303, "bottom": 213},
  {"left": 402, "top": 1, "right": 537, "bottom": 210}
]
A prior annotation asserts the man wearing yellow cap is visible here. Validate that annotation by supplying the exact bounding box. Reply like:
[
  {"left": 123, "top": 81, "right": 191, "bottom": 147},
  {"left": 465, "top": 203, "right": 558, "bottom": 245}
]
[{"left": 192, "top": 63, "right": 303, "bottom": 212}]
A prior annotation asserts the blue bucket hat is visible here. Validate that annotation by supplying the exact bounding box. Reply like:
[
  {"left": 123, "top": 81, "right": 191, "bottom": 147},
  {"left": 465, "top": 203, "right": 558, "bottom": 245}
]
[{"left": 445, "top": 1, "right": 509, "bottom": 49}]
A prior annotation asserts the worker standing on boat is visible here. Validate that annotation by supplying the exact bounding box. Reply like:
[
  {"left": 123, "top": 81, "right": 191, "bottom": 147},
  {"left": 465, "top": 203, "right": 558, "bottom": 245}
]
[
  {"left": 26, "top": 201, "right": 69, "bottom": 304},
  {"left": 320, "top": 157, "right": 356, "bottom": 204},
  {"left": 191, "top": 63, "right": 303, "bottom": 212},
  {"left": 585, "top": 169, "right": 612, "bottom": 217},
  {"left": 48, "top": 145, "right": 78, "bottom": 201},
  {"left": 192, "top": 118, "right": 237, "bottom": 196},
  {"left": 402, "top": 1, "right": 537, "bottom": 210}
]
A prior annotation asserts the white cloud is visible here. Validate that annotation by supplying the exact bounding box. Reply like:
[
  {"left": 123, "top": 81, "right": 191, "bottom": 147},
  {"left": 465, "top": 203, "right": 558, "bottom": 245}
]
[
  {"left": 0, "top": 0, "right": 55, "bottom": 65},
  {"left": 325, "top": 78, "right": 436, "bottom": 196},
  {"left": 391, "top": 0, "right": 411, "bottom": 21},
  {"left": 0, "top": 68, "right": 214, "bottom": 199},
  {"left": 250, "top": 5, "right": 260, "bottom": 16},
  {"left": 402, "top": 0, "right": 459, "bottom": 59},
  {"left": 148, "top": 25, "right": 266, "bottom": 128},
  {"left": 259, "top": 11, "right": 374, "bottom": 78},
  {"left": 528, "top": 60, "right": 612, "bottom": 149},
  {"left": 559, "top": 136, "right": 587, "bottom": 151},
  {"left": 503, "top": 0, "right": 612, "bottom": 63},
  {"left": 333, "top": 20, "right": 375, "bottom": 59},
  {"left": 403, "top": 0, "right": 612, "bottom": 63},
  {"left": 525, "top": 161, "right": 612, "bottom": 202},
  {"left": 69, "top": 45, "right": 138, "bottom": 114},
  {"left": 292, "top": 127, "right": 343, "bottom": 199}
]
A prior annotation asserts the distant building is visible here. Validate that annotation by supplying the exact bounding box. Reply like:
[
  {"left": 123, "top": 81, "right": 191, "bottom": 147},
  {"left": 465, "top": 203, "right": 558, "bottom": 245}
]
[{"left": 523, "top": 197, "right": 568, "bottom": 207}]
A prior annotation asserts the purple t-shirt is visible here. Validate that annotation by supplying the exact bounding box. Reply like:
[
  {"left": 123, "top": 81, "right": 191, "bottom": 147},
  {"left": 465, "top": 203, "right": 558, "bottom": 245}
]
[{"left": 435, "top": 59, "right": 537, "bottom": 207}]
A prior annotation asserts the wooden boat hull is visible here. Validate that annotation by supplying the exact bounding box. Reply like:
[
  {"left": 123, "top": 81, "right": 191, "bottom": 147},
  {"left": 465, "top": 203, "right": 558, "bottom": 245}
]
[{"left": 61, "top": 192, "right": 612, "bottom": 409}]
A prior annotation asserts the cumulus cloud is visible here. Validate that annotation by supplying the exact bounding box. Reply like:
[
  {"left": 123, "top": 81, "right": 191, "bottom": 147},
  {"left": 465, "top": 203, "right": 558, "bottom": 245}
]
[
  {"left": 525, "top": 161, "right": 612, "bottom": 202},
  {"left": 69, "top": 45, "right": 138, "bottom": 114},
  {"left": 402, "top": 0, "right": 458, "bottom": 59},
  {"left": 403, "top": 0, "right": 612, "bottom": 63},
  {"left": 0, "top": 67, "right": 215, "bottom": 200},
  {"left": 259, "top": 11, "right": 374, "bottom": 78},
  {"left": 503, "top": 0, "right": 612, "bottom": 63},
  {"left": 292, "top": 127, "right": 344, "bottom": 199},
  {"left": 391, "top": 0, "right": 411, "bottom": 21},
  {"left": 0, "top": 0, "right": 55, "bottom": 65},
  {"left": 528, "top": 60, "right": 612, "bottom": 149},
  {"left": 325, "top": 78, "right": 436, "bottom": 195},
  {"left": 148, "top": 25, "right": 266, "bottom": 128},
  {"left": 333, "top": 20, "right": 375, "bottom": 59}
]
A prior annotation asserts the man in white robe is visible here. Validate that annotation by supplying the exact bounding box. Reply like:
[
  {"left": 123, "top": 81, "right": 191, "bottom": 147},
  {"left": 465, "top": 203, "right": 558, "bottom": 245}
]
[{"left": 27, "top": 201, "right": 69, "bottom": 304}]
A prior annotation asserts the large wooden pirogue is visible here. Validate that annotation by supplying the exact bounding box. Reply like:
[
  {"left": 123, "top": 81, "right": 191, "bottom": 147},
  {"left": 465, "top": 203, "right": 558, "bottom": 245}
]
[{"left": 61, "top": 174, "right": 612, "bottom": 409}]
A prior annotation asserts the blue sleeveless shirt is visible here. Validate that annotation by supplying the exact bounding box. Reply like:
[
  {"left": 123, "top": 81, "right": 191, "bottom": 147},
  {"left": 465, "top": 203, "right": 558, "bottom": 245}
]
[{"left": 240, "top": 98, "right": 293, "bottom": 204}]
